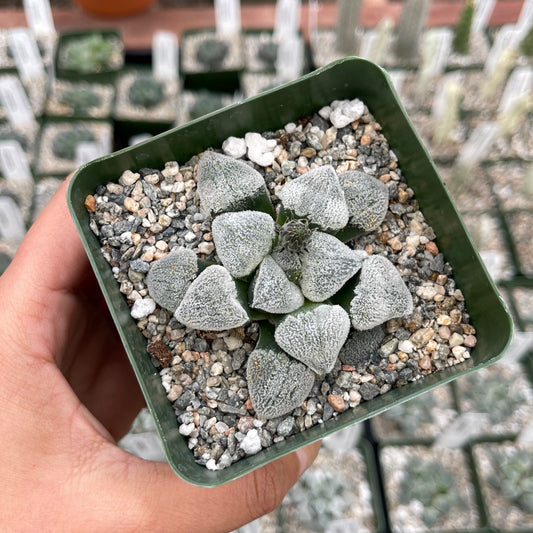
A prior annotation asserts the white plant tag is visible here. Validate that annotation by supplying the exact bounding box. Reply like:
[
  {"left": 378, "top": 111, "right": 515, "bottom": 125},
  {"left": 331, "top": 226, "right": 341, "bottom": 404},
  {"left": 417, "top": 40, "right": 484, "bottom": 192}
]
[
  {"left": 274, "top": 0, "right": 302, "bottom": 40},
  {"left": 358, "top": 29, "right": 375, "bottom": 60},
  {"left": 456, "top": 122, "right": 499, "bottom": 167},
  {"left": 75, "top": 142, "right": 105, "bottom": 166},
  {"left": 308, "top": 0, "right": 319, "bottom": 43},
  {"left": 516, "top": 0, "right": 533, "bottom": 37},
  {"left": 498, "top": 67, "right": 533, "bottom": 114},
  {"left": 322, "top": 423, "right": 362, "bottom": 452},
  {"left": 484, "top": 25, "right": 521, "bottom": 74},
  {"left": 152, "top": 30, "right": 179, "bottom": 81},
  {"left": 472, "top": 0, "right": 496, "bottom": 34},
  {"left": 433, "top": 412, "right": 489, "bottom": 448},
  {"left": 432, "top": 71, "right": 463, "bottom": 120},
  {"left": 7, "top": 28, "right": 46, "bottom": 82},
  {"left": 387, "top": 70, "right": 406, "bottom": 96},
  {"left": 0, "top": 140, "right": 32, "bottom": 183},
  {"left": 275, "top": 35, "right": 304, "bottom": 82},
  {"left": 501, "top": 331, "right": 533, "bottom": 365},
  {"left": 427, "top": 28, "right": 453, "bottom": 76},
  {"left": 0, "top": 196, "right": 26, "bottom": 243},
  {"left": 22, "top": 0, "right": 55, "bottom": 37},
  {"left": 0, "top": 77, "right": 36, "bottom": 127},
  {"left": 517, "top": 416, "right": 533, "bottom": 446},
  {"left": 215, "top": 0, "right": 241, "bottom": 35}
]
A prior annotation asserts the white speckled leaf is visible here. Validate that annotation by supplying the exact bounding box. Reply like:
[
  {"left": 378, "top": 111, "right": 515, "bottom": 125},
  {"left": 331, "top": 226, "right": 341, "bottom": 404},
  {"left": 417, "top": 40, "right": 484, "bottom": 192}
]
[
  {"left": 270, "top": 245, "right": 301, "bottom": 280},
  {"left": 174, "top": 265, "right": 249, "bottom": 331},
  {"left": 275, "top": 304, "right": 351, "bottom": 375},
  {"left": 197, "top": 151, "right": 268, "bottom": 215},
  {"left": 250, "top": 255, "right": 304, "bottom": 314},
  {"left": 146, "top": 248, "right": 198, "bottom": 311},
  {"left": 279, "top": 165, "right": 349, "bottom": 231},
  {"left": 339, "top": 170, "right": 389, "bottom": 232},
  {"left": 300, "top": 231, "right": 367, "bottom": 302},
  {"left": 350, "top": 255, "right": 413, "bottom": 330},
  {"left": 212, "top": 210, "right": 275, "bottom": 278},
  {"left": 247, "top": 346, "right": 315, "bottom": 419}
]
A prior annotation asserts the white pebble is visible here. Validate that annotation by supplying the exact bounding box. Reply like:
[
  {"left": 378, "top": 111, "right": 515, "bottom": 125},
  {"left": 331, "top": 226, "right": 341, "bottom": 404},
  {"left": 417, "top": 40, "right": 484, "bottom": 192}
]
[
  {"left": 284, "top": 122, "right": 297, "bottom": 133},
  {"left": 224, "top": 335, "right": 243, "bottom": 351},
  {"left": 130, "top": 298, "right": 156, "bottom": 319},
  {"left": 198, "top": 242, "right": 215, "bottom": 255},
  {"left": 245, "top": 132, "right": 277, "bottom": 167},
  {"left": 398, "top": 340, "right": 415, "bottom": 353},
  {"left": 240, "top": 428, "right": 262, "bottom": 455},
  {"left": 205, "top": 459, "right": 219, "bottom": 471},
  {"left": 184, "top": 231, "right": 197, "bottom": 242},
  {"left": 119, "top": 169, "right": 140, "bottom": 186},
  {"left": 211, "top": 362, "right": 224, "bottom": 376},
  {"left": 329, "top": 99, "right": 365, "bottom": 128},
  {"left": 179, "top": 422, "right": 196, "bottom": 436},
  {"left": 222, "top": 136, "right": 247, "bottom": 158}
]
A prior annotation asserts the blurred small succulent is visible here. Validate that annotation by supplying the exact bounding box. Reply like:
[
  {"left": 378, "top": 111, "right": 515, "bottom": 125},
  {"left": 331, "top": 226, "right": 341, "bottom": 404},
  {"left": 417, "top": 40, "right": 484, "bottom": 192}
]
[
  {"left": 196, "top": 38, "right": 229, "bottom": 70},
  {"left": 381, "top": 392, "right": 436, "bottom": 435},
  {"left": 452, "top": 0, "right": 474, "bottom": 55},
  {"left": 128, "top": 76, "right": 164, "bottom": 109},
  {"left": 52, "top": 127, "right": 96, "bottom": 160},
  {"left": 257, "top": 41, "right": 278, "bottom": 69},
  {"left": 143, "top": 124, "right": 414, "bottom": 420},
  {"left": 520, "top": 24, "right": 533, "bottom": 57},
  {"left": 400, "top": 458, "right": 465, "bottom": 527},
  {"left": 189, "top": 92, "right": 226, "bottom": 120},
  {"left": 59, "top": 87, "right": 101, "bottom": 116},
  {"left": 62, "top": 34, "right": 116, "bottom": 74},
  {"left": 489, "top": 449, "right": 533, "bottom": 514},
  {"left": 284, "top": 466, "right": 354, "bottom": 531}
]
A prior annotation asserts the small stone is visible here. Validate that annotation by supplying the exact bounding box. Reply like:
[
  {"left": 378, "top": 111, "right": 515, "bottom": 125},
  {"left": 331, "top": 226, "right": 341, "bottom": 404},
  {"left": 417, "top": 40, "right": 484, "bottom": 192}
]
[
  {"left": 449, "top": 332, "right": 464, "bottom": 348},
  {"left": 425, "top": 241, "right": 439, "bottom": 255},
  {"left": 464, "top": 335, "right": 477, "bottom": 348},
  {"left": 240, "top": 428, "right": 262, "bottom": 455},
  {"left": 84, "top": 195, "right": 96, "bottom": 212},
  {"left": 359, "top": 382, "right": 380, "bottom": 401},
  {"left": 130, "top": 298, "right": 156, "bottom": 319},
  {"left": 277, "top": 417, "right": 296, "bottom": 437},
  {"left": 360, "top": 134, "right": 371, "bottom": 145},
  {"left": 438, "top": 326, "right": 451, "bottom": 339},
  {"left": 410, "top": 327, "right": 434, "bottom": 348},
  {"left": 328, "top": 394, "right": 346, "bottom": 412},
  {"left": 119, "top": 170, "right": 140, "bottom": 186},
  {"left": 398, "top": 340, "right": 414, "bottom": 353},
  {"left": 224, "top": 336, "right": 243, "bottom": 351},
  {"left": 300, "top": 147, "right": 316, "bottom": 158},
  {"left": 179, "top": 422, "right": 196, "bottom": 436},
  {"left": 417, "top": 286, "right": 439, "bottom": 300},
  {"left": 437, "top": 314, "right": 452, "bottom": 326},
  {"left": 147, "top": 340, "right": 173, "bottom": 367},
  {"left": 419, "top": 355, "right": 432, "bottom": 370},
  {"left": 211, "top": 362, "right": 224, "bottom": 376},
  {"left": 452, "top": 345, "right": 467, "bottom": 359},
  {"left": 245, "top": 132, "right": 276, "bottom": 167},
  {"left": 222, "top": 136, "right": 247, "bottom": 158},
  {"left": 198, "top": 242, "right": 215, "bottom": 255}
]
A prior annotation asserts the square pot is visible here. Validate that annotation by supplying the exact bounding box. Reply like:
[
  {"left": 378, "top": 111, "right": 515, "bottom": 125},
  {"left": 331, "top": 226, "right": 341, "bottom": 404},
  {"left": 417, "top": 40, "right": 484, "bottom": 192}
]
[{"left": 67, "top": 57, "right": 513, "bottom": 487}]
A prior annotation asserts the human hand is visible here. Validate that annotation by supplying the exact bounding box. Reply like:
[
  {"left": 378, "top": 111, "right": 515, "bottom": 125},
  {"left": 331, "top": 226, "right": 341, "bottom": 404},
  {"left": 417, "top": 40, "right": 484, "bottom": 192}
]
[{"left": 0, "top": 177, "right": 320, "bottom": 532}]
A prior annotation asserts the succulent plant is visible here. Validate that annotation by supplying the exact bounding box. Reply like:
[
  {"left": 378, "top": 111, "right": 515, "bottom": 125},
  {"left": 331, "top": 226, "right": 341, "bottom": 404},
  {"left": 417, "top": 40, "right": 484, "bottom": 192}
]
[
  {"left": 145, "top": 126, "right": 414, "bottom": 420},
  {"left": 52, "top": 127, "right": 96, "bottom": 160},
  {"left": 381, "top": 392, "right": 437, "bottom": 435},
  {"left": 196, "top": 37, "right": 229, "bottom": 70},
  {"left": 59, "top": 87, "right": 101, "bottom": 116},
  {"left": 459, "top": 370, "right": 525, "bottom": 425},
  {"left": 189, "top": 92, "right": 226, "bottom": 121},
  {"left": 128, "top": 76, "right": 164, "bottom": 109},
  {"left": 395, "top": 0, "right": 431, "bottom": 60},
  {"left": 284, "top": 465, "right": 355, "bottom": 531},
  {"left": 257, "top": 41, "right": 278, "bottom": 69},
  {"left": 488, "top": 449, "right": 533, "bottom": 514},
  {"left": 452, "top": 0, "right": 475, "bottom": 55},
  {"left": 400, "top": 458, "right": 465, "bottom": 527},
  {"left": 62, "top": 34, "right": 116, "bottom": 74}
]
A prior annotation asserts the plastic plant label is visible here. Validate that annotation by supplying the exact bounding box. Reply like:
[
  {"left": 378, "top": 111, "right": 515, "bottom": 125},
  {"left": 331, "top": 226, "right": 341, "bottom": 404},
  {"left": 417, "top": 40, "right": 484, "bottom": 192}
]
[
  {"left": 152, "top": 30, "right": 179, "bottom": 82},
  {"left": 472, "top": 0, "right": 496, "bottom": 34},
  {"left": 484, "top": 25, "right": 521, "bottom": 74},
  {"left": 432, "top": 71, "right": 463, "bottom": 120},
  {"left": 517, "top": 0, "right": 533, "bottom": 37},
  {"left": 0, "top": 77, "right": 35, "bottom": 127},
  {"left": 276, "top": 35, "right": 304, "bottom": 82},
  {"left": 75, "top": 142, "right": 106, "bottom": 167},
  {"left": 22, "top": 0, "right": 55, "bottom": 37},
  {"left": 7, "top": 28, "right": 46, "bottom": 82},
  {"left": 274, "top": 0, "right": 301, "bottom": 40},
  {"left": 0, "top": 140, "right": 33, "bottom": 183},
  {"left": 498, "top": 67, "right": 533, "bottom": 114},
  {"left": 307, "top": 0, "right": 319, "bottom": 43},
  {"left": 215, "top": 0, "right": 241, "bottom": 35},
  {"left": 0, "top": 196, "right": 26, "bottom": 243},
  {"left": 433, "top": 412, "right": 489, "bottom": 448},
  {"left": 456, "top": 122, "right": 499, "bottom": 168},
  {"left": 426, "top": 28, "right": 453, "bottom": 77}
]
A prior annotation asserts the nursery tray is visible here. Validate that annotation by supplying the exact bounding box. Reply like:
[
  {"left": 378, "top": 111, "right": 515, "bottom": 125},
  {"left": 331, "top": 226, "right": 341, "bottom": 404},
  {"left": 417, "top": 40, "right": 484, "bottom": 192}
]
[{"left": 67, "top": 57, "right": 514, "bottom": 487}]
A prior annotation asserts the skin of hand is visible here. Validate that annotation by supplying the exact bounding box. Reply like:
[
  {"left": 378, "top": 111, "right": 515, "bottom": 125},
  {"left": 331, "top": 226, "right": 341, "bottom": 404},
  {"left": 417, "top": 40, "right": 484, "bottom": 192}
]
[{"left": 0, "top": 177, "right": 321, "bottom": 533}]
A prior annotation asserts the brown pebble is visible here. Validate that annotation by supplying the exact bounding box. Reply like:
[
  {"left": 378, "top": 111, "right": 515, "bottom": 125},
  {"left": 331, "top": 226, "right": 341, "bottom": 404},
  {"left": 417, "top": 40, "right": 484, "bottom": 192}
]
[
  {"left": 379, "top": 173, "right": 391, "bottom": 183},
  {"left": 419, "top": 355, "right": 432, "bottom": 370},
  {"left": 360, "top": 134, "right": 371, "bottom": 145},
  {"left": 245, "top": 397, "right": 253, "bottom": 410},
  {"left": 397, "top": 188, "right": 410, "bottom": 203},
  {"left": 410, "top": 327, "right": 435, "bottom": 348},
  {"left": 84, "top": 194, "right": 97, "bottom": 212},
  {"left": 147, "top": 340, "right": 173, "bottom": 367},
  {"left": 439, "top": 326, "right": 451, "bottom": 339},
  {"left": 388, "top": 236, "right": 403, "bottom": 251},
  {"left": 328, "top": 394, "right": 346, "bottom": 412},
  {"left": 342, "top": 365, "right": 356, "bottom": 372},
  {"left": 300, "top": 147, "right": 317, "bottom": 158},
  {"left": 425, "top": 241, "right": 439, "bottom": 255},
  {"left": 365, "top": 244, "right": 373, "bottom": 255}
]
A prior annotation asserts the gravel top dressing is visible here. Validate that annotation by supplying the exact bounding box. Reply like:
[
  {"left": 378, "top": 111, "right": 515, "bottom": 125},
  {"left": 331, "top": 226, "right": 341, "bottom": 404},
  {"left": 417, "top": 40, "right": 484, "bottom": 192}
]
[{"left": 86, "top": 98, "right": 476, "bottom": 471}]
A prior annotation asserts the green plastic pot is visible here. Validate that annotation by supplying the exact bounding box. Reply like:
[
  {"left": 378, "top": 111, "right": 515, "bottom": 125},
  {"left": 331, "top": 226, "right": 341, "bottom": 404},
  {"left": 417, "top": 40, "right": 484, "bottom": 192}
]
[{"left": 67, "top": 57, "right": 513, "bottom": 487}]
